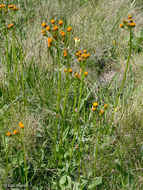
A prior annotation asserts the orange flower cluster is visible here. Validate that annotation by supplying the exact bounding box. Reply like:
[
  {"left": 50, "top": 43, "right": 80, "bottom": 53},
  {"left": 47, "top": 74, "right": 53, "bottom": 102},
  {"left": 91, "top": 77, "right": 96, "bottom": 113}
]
[
  {"left": 41, "top": 19, "right": 72, "bottom": 47},
  {"left": 0, "top": 4, "right": 18, "bottom": 11},
  {"left": 92, "top": 102, "right": 108, "bottom": 115},
  {"left": 76, "top": 50, "right": 90, "bottom": 62},
  {"left": 6, "top": 121, "right": 24, "bottom": 137},
  {"left": 120, "top": 15, "right": 135, "bottom": 29}
]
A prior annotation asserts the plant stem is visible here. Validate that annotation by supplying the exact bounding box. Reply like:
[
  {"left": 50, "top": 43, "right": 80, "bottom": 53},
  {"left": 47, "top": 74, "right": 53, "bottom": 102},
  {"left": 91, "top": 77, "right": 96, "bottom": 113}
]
[
  {"left": 109, "top": 30, "right": 133, "bottom": 133},
  {"left": 21, "top": 129, "right": 28, "bottom": 190}
]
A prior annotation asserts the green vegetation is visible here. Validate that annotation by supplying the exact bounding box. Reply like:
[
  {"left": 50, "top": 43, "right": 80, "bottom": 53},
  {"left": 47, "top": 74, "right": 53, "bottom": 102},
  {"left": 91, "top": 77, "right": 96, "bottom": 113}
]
[{"left": 0, "top": 0, "right": 143, "bottom": 189}]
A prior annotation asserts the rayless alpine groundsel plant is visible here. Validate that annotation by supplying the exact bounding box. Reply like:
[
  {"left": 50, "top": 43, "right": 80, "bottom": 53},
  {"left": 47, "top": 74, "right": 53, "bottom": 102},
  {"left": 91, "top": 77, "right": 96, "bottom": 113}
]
[{"left": 109, "top": 14, "right": 136, "bottom": 133}]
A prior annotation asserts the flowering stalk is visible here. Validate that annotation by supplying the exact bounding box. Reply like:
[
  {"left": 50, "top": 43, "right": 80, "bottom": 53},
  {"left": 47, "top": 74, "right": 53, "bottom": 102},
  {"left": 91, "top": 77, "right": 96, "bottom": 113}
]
[
  {"left": 19, "top": 122, "right": 28, "bottom": 190},
  {"left": 54, "top": 48, "right": 61, "bottom": 160},
  {"left": 109, "top": 28, "right": 133, "bottom": 133}
]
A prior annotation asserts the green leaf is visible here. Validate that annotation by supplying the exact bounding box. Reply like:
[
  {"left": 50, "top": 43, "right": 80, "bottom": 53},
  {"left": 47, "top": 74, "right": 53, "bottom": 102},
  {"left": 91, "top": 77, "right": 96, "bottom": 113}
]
[
  {"left": 88, "top": 177, "right": 102, "bottom": 189},
  {"left": 59, "top": 175, "right": 67, "bottom": 185}
]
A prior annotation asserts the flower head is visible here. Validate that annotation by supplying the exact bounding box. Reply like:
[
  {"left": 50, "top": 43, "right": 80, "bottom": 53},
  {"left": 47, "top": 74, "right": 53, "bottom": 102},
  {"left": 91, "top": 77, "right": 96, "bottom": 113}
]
[
  {"left": 7, "top": 23, "right": 14, "bottom": 29},
  {"left": 69, "top": 69, "right": 72, "bottom": 73},
  {"left": 100, "top": 110, "right": 104, "bottom": 114},
  {"left": 92, "top": 107, "right": 96, "bottom": 111},
  {"left": 8, "top": 5, "right": 14, "bottom": 8},
  {"left": 51, "top": 19, "right": 55, "bottom": 24},
  {"left": 120, "top": 23, "right": 124, "bottom": 28},
  {"left": 53, "top": 25, "right": 58, "bottom": 31},
  {"left": 42, "top": 22, "right": 47, "bottom": 27},
  {"left": 78, "top": 57, "right": 82, "bottom": 62},
  {"left": 67, "top": 27, "right": 72, "bottom": 32},
  {"left": 0, "top": 4, "right": 5, "bottom": 8},
  {"left": 47, "top": 38, "right": 52, "bottom": 47},
  {"left": 13, "top": 129, "right": 19, "bottom": 135},
  {"left": 58, "top": 20, "right": 63, "bottom": 25},
  {"left": 6, "top": 132, "right": 12, "bottom": 137},
  {"left": 104, "top": 104, "right": 108, "bottom": 108},
  {"left": 19, "top": 121, "right": 24, "bottom": 129},
  {"left": 64, "top": 69, "right": 68, "bottom": 72},
  {"left": 93, "top": 102, "right": 98, "bottom": 107},
  {"left": 46, "top": 26, "right": 50, "bottom": 31},
  {"left": 84, "top": 71, "right": 88, "bottom": 76},
  {"left": 41, "top": 30, "right": 46, "bottom": 36}
]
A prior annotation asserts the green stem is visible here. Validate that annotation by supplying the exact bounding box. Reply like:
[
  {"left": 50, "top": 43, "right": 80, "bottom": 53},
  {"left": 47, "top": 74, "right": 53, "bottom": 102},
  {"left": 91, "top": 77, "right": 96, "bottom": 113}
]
[
  {"left": 109, "top": 30, "right": 133, "bottom": 133},
  {"left": 54, "top": 48, "right": 61, "bottom": 160},
  {"left": 21, "top": 129, "right": 28, "bottom": 190}
]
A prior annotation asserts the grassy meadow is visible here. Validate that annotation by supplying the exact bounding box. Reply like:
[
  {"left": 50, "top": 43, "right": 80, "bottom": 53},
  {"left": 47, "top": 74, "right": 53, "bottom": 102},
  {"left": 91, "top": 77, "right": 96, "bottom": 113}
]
[{"left": 0, "top": 0, "right": 143, "bottom": 189}]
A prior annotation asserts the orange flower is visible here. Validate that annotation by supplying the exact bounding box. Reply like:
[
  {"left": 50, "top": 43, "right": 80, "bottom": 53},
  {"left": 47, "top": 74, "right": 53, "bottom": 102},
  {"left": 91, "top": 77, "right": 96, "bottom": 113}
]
[
  {"left": 122, "top": 19, "right": 126, "bottom": 22},
  {"left": 132, "top": 22, "right": 135, "bottom": 27},
  {"left": 46, "top": 26, "right": 50, "bottom": 31},
  {"left": 128, "top": 15, "right": 132, "bottom": 19},
  {"left": 6, "top": 132, "right": 12, "bottom": 136},
  {"left": 78, "top": 51, "right": 82, "bottom": 54},
  {"left": 81, "top": 54, "right": 86, "bottom": 58},
  {"left": 51, "top": 19, "right": 55, "bottom": 24},
  {"left": 69, "top": 69, "right": 72, "bottom": 73},
  {"left": 13, "top": 6, "right": 19, "bottom": 11},
  {"left": 0, "top": 4, "right": 5, "bottom": 8},
  {"left": 129, "top": 18, "right": 133, "bottom": 23},
  {"left": 8, "top": 5, "right": 14, "bottom": 8},
  {"left": 61, "top": 32, "right": 65, "bottom": 37},
  {"left": 64, "top": 69, "right": 68, "bottom": 72},
  {"left": 67, "top": 27, "right": 72, "bottom": 32},
  {"left": 93, "top": 102, "right": 98, "bottom": 107},
  {"left": 7, "top": 23, "right": 14, "bottom": 29},
  {"left": 85, "top": 53, "right": 90, "bottom": 58},
  {"left": 47, "top": 38, "right": 52, "bottom": 47},
  {"left": 19, "top": 121, "right": 24, "bottom": 129},
  {"left": 48, "top": 38, "right": 52, "bottom": 43},
  {"left": 53, "top": 25, "right": 58, "bottom": 31},
  {"left": 78, "top": 75, "right": 80, "bottom": 79},
  {"left": 64, "top": 53, "right": 67, "bottom": 57},
  {"left": 42, "top": 23, "right": 47, "bottom": 27},
  {"left": 41, "top": 29, "right": 46, "bottom": 36},
  {"left": 58, "top": 20, "right": 63, "bottom": 25},
  {"left": 63, "top": 50, "right": 67, "bottom": 54},
  {"left": 104, "top": 104, "right": 108, "bottom": 108},
  {"left": 120, "top": 23, "right": 124, "bottom": 28},
  {"left": 13, "top": 129, "right": 19, "bottom": 135},
  {"left": 75, "top": 73, "right": 78, "bottom": 77},
  {"left": 92, "top": 107, "right": 96, "bottom": 111},
  {"left": 79, "top": 68, "right": 83, "bottom": 73},
  {"left": 100, "top": 110, "right": 104, "bottom": 114},
  {"left": 83, "top": 49, "right": 87, "bottom": 53},
  {"left": 113, "top": 41, "right": 116, "bottom": 44},
  {"left": 76, "top": 52, "right": 79, "bottom": 56},
  {"left": 78, "top": 57, "right": 82, "bottom": 62},
  {"left": 84, "top": 71, "right": 88, "bottom": 76}
]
